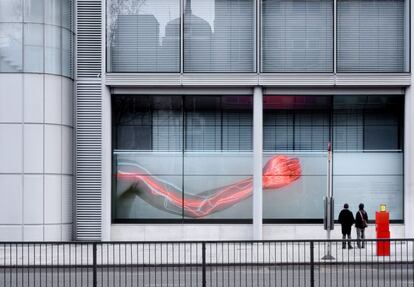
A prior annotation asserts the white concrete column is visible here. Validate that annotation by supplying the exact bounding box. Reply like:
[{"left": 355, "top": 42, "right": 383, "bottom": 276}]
[
  {"left": 404, "top": 89, "right": 414, "bottom": 238},
  {"left": 253, "top": 86, "right": 263, "bottom": 240},
  {"left": 101, "top": 85, "right": 112, "bottom": 241},
  {"left": 404, "top": 0, "right": 414, "bottom": 239}
]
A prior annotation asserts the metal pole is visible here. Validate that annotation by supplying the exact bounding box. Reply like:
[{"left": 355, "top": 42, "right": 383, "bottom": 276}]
[
  {"left": 322, "top": 143, "right": 335, "bottom": 260},
  {"left": 310, "top": 241, "right": 315, "bottom": 287},
  {"left": 202, "top": 242, "right": 206, "bottom": 287},
  {"left": 93, "top": 243, "right": 97, "bottom": 287}
]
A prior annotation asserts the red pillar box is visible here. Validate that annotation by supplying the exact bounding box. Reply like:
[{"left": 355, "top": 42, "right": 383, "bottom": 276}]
[{"left": 376, "top": 206, "right": 390, "bottom": 256}]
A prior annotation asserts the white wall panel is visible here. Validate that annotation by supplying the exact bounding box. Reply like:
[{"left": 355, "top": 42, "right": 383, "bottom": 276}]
[
  {"left": 62, "top": 126, "right": 73, "bottom": 174},
  {"left": 0, "top": 74, "right": 23, "bottom": 122},
  {"left": 44, "top": 175, "right": 62, "bottom": 224},
  {"left": 23, "top": 175, "right": 43, "bottom": 224},
  {"left": 0, "top": 124, "right": 23, "bottom": 173},
  {"left": 45, "top": 75, "right": 62, "bottom": 125},
  {"left": 44, "top": 224, "right": 62, "bottom": 241},
  {"left": 23, "top": 74, "right": 44, "bottom": 123},
  {"left": 62, "top": 77, "right": 74, "bottom": 126},
  {"left": 0, "top": 226, "right": 22, "bottom": 241},
  {"left": 62, "top": 175, "right": 73, "bottom": 224},
  {"left": 44, "top": 124, "right": 62, "bottom": 174},
  {"left": 23, "top": 225, "right": 44, "bottom": 241},
  {"left": 24, "top": 124, "right": 43, "bottom": 173},
  {"left": 0, "top": 175, "right": 23, "bottom": 224}
]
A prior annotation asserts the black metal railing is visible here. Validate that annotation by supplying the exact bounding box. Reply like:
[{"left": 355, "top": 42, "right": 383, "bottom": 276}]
[{"left": 0, "top": 239, "right": 413, "bottom": 286}]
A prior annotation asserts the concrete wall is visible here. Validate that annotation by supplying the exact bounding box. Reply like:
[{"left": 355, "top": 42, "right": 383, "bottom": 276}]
[
  {"left": 111, "top": 224, "right": 405, "bottom": 241},
  {"left": 0, "top": 73, "right": 73, "bottom": 241}
]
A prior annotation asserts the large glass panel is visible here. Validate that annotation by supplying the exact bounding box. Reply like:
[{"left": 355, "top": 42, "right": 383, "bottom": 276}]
[
  {"left": 112, "top": 95, "right": 253, "bottom": 221},
  {"left": 333, "top": 95, "right": 404, "bottom": 221},
  {"left": 184, "top": 0, "right": 255, "bottom": 72},
  {"left": 24, "top": 24, "right": 44, "bottom": 72},
  {"left": 262, "top": 0, "right": 333, "bottom": 72},
  {"left": 45, "top": 25, "right": 61, "bottom": 74},
  {"left": 107, "top": 0, "right": 180, "bottom": 72},
  {"left": 263, "top": 96, "right": 330, "bottom": 220},
  {"left": 337, "top": 0, "right": 409, "bottom": 72},
  {"left": 62, "top": 28, "right": 72, "bottom": 77},
  {"left": 183, "top": 96, "right": 253, "bottom": 219},
  {"left": 44, "top": 0, "right": 61, "bottom": 26},
  {"left": 24, "top": 0, "right": 44, "bottom": 23},
  {"left": 0, "top": 23, "right": 23, "bottom": 72},
  {"left": 62, "top": 0, "right": 72, "bottom": 30},
  {"left": 0, "top": 0, "right": 23, "bottom": 22},
  {"left": 113, "top": 96, "right": 183, "bottom": 220}
]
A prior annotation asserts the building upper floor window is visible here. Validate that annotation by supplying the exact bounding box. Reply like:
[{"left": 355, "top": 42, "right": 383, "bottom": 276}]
[
  {"left": 106, "top": 0, "right": 410, "bottom": 73},
  {"left": 337, "top": 0, "right": 409, "bottom": 72}
]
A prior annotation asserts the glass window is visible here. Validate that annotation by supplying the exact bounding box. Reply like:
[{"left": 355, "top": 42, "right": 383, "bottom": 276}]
[
  {"left": 45, "top": 25, "right": 61, "bottom": 74},
  {"left": 62, "top": 28, "right": 72, "bottom": 77},
  {"left": 62, "top": 0, "right": 72, "bottom": 30},
  {"left": 337, "top": 0, "right": 409, "bottom": 72},
  {"left": 333, "top": 95, "right": 404, "bottom": 221},
  {"left": 184, "top": 0, "right": 255, "bottom": 72},
  {"left": 263, "top": 96, "right": 329, "bottom": 220},
  {"left": 262, "top": 0, "right": 333, "bottom": 72},
  {"left": 44, "top": 0, "right": 61, "bottom": 26},
  {"left": 0, "top": 23, "right": 23, "bottom": 72},
  {"left": 24, "top": 0, "right": 44, "bottom": 23},
  {"left": 24, "top": 24, "right": 44, "bottom": 73},
  {"left": 107, "top": 0, "right": 180, "bottom": 72},
  {"left": 0, "top": 0, "right": 23, "bottom": 22},
  {"left": 112, "top": 95, "right": 253, "bottom": 221}
]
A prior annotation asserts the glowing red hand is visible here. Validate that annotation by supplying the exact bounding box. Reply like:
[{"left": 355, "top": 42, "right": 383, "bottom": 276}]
[{"left": 262, "top": 155, "right": 301, "bottom": 190}]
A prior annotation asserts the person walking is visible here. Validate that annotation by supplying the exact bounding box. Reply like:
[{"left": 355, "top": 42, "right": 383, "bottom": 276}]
[
  {"left": 355, "top": 203, "right": 368, "bottom": 248},
  {"left": 338, "top": 203, "right": 355, "bottom": 249}
]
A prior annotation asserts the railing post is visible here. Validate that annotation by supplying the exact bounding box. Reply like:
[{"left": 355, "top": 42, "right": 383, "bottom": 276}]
[
  {"left": 202, "top": 242, "right": 206, "bottom": 287},
  {"left": 93, "top": 243, "right": 97, "bottom": 287},
  {"left": 310, "top": 241, "right": 315, "bottom": 287}
]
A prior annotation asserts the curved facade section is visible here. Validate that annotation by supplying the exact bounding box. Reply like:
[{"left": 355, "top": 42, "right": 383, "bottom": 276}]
[
  {"left": 0, "top": 0, "right": 73, "bottom": 241},
  {"left": 0, "top": 0, "right": 74, "bottom": 77}
]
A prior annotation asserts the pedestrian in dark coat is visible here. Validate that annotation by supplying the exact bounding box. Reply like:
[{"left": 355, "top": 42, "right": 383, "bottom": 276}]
[
  {"left": 338, "top": 203, "right": 355, "bottom": 249},
  {"left": 355, "top": 203, "right": 368, "bottom": 248}
]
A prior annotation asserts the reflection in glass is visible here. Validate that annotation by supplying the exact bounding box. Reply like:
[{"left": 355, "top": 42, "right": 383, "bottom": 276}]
[
  {"left": 62, "top": 28, "right": 72, "bottom": 77},
  {"left": 45, "top": 25, "right": 61, "bottom": 74},
  {"left": 184, "top": 0, "right": 255, "bottom": 72},
  {"left": 44, "top": 0, "right": 62, "bottom": 26},
  {"left": 107, "top": 0, "right": 180, "bottom": 72},
  {"left": 0, "top": 0, "right": 23, "bottom": 22},
  {"left": 333, "top": 95, "right": 404, "bottom": 221},
  {"left": 24, "top": 24, "right": 44, "bottom": 73},
  {"left": 24, "top": 0, "right": 44, "bottom": 23},
  {"left": 62, "top": 0, "right": 72, "bottom": 29},
  {"left": 262, "top": 0, "right": 333, "bottom": 72},
  {"left": 0, "top": 23, "right": 23, "bottom": 72},
  {"left": 263, "top": 96, "right": 330, "bottom": 220},
  {"left": 113, "top": 95, "right": 254, "bottom": 220}
]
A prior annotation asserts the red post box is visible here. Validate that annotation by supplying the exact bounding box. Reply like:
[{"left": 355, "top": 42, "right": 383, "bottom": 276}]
[{"left": 376, "top": 206, "right": 390, "bottom": 256}]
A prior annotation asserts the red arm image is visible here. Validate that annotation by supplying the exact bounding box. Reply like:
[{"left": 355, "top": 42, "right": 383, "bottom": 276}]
[{"left": 117, "top": 155, "right": 301, "bottom": 218}]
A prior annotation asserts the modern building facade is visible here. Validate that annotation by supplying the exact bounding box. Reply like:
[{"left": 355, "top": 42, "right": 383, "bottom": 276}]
[{"left": 0, "top": 0, "right": 414, "bottom": 241}]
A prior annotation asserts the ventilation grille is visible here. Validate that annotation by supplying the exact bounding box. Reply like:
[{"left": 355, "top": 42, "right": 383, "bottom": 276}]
[
  {"left": 77, "top": 1, "right": 102, "bottom": 79},
  {"left": 75, "top": 0, "right": 103, "bottom": 240}
]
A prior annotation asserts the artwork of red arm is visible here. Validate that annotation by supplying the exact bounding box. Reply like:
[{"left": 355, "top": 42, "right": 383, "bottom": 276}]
[{"left": 117, "top": 155, "right": 301, "bottom": 218}]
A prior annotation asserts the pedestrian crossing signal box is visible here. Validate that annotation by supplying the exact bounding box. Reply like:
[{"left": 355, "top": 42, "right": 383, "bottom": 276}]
[{"left": 376, "top": 204, "right": 390, "bottom": 256}]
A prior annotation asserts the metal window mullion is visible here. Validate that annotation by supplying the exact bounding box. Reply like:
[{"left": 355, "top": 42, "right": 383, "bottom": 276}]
[
  {"left": 256, "top": 0, "right": 261, "bottom": 73},
  {"left": 180, "top": 0, "right": 184, "bottom": 74},
  {"left": 334, "top": 0, "right": 337, "bottom": 74}
]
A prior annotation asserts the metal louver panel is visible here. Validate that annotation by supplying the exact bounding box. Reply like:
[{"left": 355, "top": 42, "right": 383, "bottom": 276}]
[
  {"left": 77, "top": 1, "right": 102, "bottom": 78},
  {"left": 75, "top": 0, "right": 102, "bottom": 240}
]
